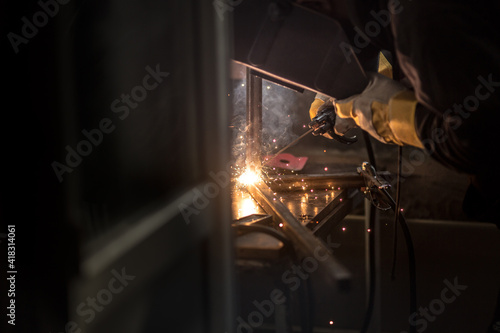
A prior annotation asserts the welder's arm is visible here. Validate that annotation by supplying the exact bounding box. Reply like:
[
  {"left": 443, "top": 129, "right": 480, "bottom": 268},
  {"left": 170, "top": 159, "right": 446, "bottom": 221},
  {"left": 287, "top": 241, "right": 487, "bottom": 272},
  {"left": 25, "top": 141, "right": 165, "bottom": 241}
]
[
  {"left": 309, "top": 72, "right": 424, "bottom": 149},
  {"left": 335, "top": 72, "right": 424, "bottom": 148}
]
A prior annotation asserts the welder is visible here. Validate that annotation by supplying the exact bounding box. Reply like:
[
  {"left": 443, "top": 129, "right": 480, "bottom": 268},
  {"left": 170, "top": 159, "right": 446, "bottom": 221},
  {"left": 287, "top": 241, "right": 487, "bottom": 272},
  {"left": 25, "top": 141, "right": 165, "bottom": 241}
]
[
  {"left": 307, "top": 0, "right": 500, "bottom": 223},
  {"left": 304, "top": 0, "right": 500, "bottom": 331}
]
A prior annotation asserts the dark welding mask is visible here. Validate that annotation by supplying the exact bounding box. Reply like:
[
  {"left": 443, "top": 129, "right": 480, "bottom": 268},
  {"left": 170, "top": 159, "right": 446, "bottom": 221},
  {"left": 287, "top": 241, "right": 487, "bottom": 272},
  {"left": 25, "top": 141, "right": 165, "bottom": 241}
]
[{"left": 231, "top": 0, "right": 371, "bottom": 99}]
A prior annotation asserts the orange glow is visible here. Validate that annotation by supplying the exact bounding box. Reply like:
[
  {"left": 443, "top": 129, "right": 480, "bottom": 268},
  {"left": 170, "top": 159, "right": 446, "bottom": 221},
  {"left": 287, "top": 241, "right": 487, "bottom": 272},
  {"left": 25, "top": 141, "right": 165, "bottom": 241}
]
[
  {"left": 237, "top": 196, "right": 259, "bottom": 219},
  {"left": 237, "top": 169, "right": 261, "bottom": 186}
]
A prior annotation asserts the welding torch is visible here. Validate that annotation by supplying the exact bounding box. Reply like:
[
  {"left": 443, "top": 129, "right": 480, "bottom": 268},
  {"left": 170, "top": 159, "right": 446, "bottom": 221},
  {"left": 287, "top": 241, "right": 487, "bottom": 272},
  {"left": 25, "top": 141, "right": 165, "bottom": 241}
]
[{"left": 308, "top": 104, "right": 357, "bottom": 144}]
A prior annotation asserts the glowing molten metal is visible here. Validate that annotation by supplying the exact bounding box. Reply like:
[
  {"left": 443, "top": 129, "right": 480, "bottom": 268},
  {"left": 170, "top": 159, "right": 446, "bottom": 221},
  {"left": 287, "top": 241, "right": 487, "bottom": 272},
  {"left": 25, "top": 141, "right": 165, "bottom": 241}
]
[{"left": 237, "top": 169, "right": 261, "bottom": 186}]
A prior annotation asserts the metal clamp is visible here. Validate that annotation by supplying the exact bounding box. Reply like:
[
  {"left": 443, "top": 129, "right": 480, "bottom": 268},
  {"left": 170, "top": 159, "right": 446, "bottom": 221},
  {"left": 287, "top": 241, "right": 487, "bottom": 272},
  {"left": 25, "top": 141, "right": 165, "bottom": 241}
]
[{"left": 357, "top": 162, "right": 391, "bottom": 210}]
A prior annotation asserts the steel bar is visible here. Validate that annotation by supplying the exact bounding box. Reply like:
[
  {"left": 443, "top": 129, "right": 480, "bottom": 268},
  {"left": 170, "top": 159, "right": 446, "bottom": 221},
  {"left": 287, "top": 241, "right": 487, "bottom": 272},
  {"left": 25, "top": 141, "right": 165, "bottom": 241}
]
[
  {"left": 311, "top": 188, "right": 364, "bottom": 239},
  {"left": 246, "top": 68, "right": 263, "bottom": 171},
  {"left": 247, "top": 181, "right": 352, "bottom": 291},
  {"left": 265, "top": 171, "right": 392, "bottom": 192},
  {"left": 309, "top": 189, "right": 350, "bottom": 228}
]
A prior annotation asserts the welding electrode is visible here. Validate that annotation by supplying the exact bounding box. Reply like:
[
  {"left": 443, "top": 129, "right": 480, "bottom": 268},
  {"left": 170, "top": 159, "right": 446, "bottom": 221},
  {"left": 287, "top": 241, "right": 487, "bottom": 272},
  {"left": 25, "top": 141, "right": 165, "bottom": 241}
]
[{"left": 263, "top": 128, "right": 313, "bottom": 165}]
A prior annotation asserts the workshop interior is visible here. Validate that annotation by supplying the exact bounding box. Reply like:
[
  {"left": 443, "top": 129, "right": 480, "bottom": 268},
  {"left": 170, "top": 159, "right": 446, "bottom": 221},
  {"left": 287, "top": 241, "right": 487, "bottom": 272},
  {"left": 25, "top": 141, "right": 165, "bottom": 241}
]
[{"left": 3, "top": 0, "right": 500, "bottom": 333}]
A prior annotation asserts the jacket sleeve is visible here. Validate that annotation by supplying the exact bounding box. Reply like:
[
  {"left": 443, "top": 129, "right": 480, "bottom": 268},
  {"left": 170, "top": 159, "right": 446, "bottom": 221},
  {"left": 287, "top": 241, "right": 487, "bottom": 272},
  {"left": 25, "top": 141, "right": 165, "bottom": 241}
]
[{"left": 389, "top": 0, "right": 500, "bottom": 222}]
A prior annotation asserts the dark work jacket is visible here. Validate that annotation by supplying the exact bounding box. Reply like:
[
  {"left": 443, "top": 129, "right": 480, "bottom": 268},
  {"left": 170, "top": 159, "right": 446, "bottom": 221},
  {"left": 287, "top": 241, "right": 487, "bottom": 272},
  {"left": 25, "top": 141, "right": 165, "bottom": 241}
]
[{"left": 346, "top": 0, "right": 500, "bottom": 225}]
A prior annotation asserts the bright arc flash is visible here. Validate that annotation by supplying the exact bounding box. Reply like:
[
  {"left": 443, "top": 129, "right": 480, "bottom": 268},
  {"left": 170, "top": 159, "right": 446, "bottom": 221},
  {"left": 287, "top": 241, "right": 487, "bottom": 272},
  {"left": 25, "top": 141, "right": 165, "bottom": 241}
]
[{"left": 237, "top": 169, "right": 261, "bottom": 186}]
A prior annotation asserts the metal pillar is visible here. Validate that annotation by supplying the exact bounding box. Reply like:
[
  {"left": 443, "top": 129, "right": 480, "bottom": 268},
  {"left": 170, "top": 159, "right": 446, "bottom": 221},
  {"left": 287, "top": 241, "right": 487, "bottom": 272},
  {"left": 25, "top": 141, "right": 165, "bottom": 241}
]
[{"left": 246, "top": 68, "right": 262, "bottom": 171}]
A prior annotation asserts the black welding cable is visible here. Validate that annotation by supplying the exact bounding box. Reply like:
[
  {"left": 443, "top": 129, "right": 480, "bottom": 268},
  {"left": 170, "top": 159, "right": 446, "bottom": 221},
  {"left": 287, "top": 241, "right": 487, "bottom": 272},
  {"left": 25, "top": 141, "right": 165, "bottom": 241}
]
[
  {"left": 359, "top": 138, "right": 416, "bottom": 333},
  {"left": 359, "top": 199, "right": 377, "bottom": 333},
  {"left": 358, "top": 130, "right": 377, "bottom": 333},
  {"left": 382, "top": 187, "right": 417, "bottom": 333},
  {"left": 391, "top": 145, "right": 403, "bottom": 280}
]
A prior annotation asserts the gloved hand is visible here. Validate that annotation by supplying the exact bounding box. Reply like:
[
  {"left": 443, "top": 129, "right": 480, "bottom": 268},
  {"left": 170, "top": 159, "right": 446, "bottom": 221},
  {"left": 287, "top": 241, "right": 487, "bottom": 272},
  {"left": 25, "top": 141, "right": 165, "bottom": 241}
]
[
  {"left": 308, "top": 93, "right": 334, "bottom": 139},
  {"left": 308, "top": 72, "right": 424, "bottom": 148},
  {"left": 309, "top": 100, "right": 358, "bottom": 144}
]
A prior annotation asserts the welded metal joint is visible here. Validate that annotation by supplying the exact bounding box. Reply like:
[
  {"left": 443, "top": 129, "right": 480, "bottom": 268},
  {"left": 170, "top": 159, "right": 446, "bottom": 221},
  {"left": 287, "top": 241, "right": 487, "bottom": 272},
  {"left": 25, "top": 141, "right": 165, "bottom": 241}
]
[{"left": 246, "top": 181, "right": 352, "bottom": 291}]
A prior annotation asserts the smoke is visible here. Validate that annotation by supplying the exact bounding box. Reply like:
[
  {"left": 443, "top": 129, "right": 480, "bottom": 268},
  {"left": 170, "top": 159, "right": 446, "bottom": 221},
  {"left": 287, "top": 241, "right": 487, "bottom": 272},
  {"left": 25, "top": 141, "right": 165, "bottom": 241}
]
[
  {"left": 229, "top": 69, "right": 300, "bottom": 174},
  {"left": 261, "top": 83, "right": 299, "bottom": 156}
]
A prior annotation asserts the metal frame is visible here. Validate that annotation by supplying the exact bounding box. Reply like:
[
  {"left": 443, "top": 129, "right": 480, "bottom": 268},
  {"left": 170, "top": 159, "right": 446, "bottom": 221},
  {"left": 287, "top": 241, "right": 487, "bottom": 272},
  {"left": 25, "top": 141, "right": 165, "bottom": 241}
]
[
  {"left": 242, "top": 68, "right": 370, "bottom": 292},
  {"left": 246, "top": 68, "right": 263, "bottom": 171},
  {"left": 246, "top": 181, "right": 353, "bottom": 291},
  {"left": 266, "top": 172, "right": 391, "bottom": 192}
]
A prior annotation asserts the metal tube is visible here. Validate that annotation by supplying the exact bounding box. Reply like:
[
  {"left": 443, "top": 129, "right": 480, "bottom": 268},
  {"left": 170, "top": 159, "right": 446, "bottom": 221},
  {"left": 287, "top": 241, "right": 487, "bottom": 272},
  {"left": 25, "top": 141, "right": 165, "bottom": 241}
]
[
  {"left": 265, "top": 171, "right": 391, "bottom": 192},
  {"left": 247, "top": 181, "right": 352, "bottom": 291},
  {"left": 246, "top": 68, "right": 262, "bottom": 171},
  {"left": 311, "top": 188, "right": 364, "bottom": 239}
]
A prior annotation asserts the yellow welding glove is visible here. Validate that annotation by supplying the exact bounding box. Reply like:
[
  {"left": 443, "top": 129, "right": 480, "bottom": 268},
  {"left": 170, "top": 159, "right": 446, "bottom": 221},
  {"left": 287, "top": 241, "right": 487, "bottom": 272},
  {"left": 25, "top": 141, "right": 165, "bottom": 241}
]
[
  {"left": 309, "top": 52, "right": 392, "bottom": 119},
  {"left": 309, "top": 93, "right": 330, "bottom": 119},
  {"left": 334, "top": 72, "right": 424, "bottom": 148}
]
